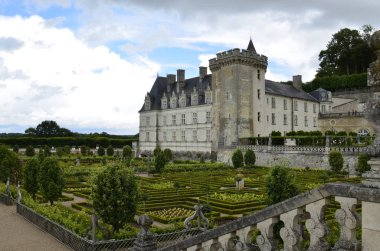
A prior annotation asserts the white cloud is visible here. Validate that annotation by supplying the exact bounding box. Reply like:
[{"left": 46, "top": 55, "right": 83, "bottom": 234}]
[{"left": 0, "top": 15, "right": 160, "bottom": 134}]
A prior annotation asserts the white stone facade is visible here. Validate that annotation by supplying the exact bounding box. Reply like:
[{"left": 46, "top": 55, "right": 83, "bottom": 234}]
[{"left": 139, "top": 40, "right": 321, "bottom": 154}]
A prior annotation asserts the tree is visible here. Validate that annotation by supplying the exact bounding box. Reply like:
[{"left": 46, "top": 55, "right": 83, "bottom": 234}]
[
  {"left": 0, "top": 146, "right": 22, "bottom": 183},
  {"left": 244, "top": 149, "right": 256, "bottom": 167},
  {"left": 210, "top": 151, "right": 217, "bottom": 163},
  {"left": 63, "top": 145, "right": 71, "bottom": 155},
  {"left": 24, "top": 158, "right": 39, "bottom": 199},
  {"left": 25, "top": 145, "right": 35, "bottom": 157},
  {"left": 25, "top": 127, "right": 36, "bottom": 135},
  {"left": 232, "top": 149, "right": 243, "bottom": 168},
  {"left": 154, "top": 152, "right": 166, "bottom": 173},
  {"left": 357, "top": 154, "right": 371, "bottom": 175},
  {"left": 163, "top": 148, "right": 172, "bottom": 163},
  {"left": 266, "top": 166, "right": 299, "bottom": 205},
  {"left": 38, "top": 157, "right": 64, "bottom": 205},
  {"left": 153, "top": 146, "right": 162, "bottom": 157},
  {"left": 329, "top": 151, "right": 344, "bottom": 174},
  {"left": 80, "top": 146, "right": 88, "bottom": 156},
  {"left": 43, "top": 145, "right": 51, "bottom": 157},
  {"left": 97, "top": 146, "right": 105, "bottom": 156},
  {"left": 317, "top": 27, "right": 375, "bottom": 77},
  {"left": 106, "top": 146, "right": 114, "bottom": 156},
  {"left": 27, "top": 120, "right": 73, "bottom": 136},
  {"left": 122, "top": 145, "right": 132, "bottom": 158},
  {"left": 92, "top": 164, "right": 138, "bottom": 234}
]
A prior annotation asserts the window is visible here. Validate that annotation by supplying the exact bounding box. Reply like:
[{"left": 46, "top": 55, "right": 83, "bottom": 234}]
[
  {"left": 294, "top": 115, "right": 298, "bottom": 126},
  {"left": 271, "top": 113, "right": 276, "bottom": 125},
  {"left": 206, "top": 130, "right": 211, "bottom": 141},
  {"left": 271, "top": 97, "right": 276, "bottom": 109},
  {"left": 206, "top": 112, "right": 211, "bottom": 123},
  {"left": 163, "top": 116, "right": 167, "bottom": 126},
  {"left": 181, "top": 114, "right": 186, "bottom": 125},
  {"left": 172, "top": 131, "right": 176, "bottom": 141},
  {"left": 172, "top": 115, "right": 176, "bottom": 125},
  {"left": 284, "top": 99, "right": 287, "bottom": 110},
  {"left": 257, "top": 69, "right": 261, "bottom": 80},
  {"left": 181, "top": 131, "right": 186, "bottom": 141},
  {"left": 321, "top": 105, "right": 326, "bottom": 113},
  {"left": 258, "top": 112, "right": 261, "bottom": 122},
  {"left": 257, "top": 89, "right": 261, "bottom": 99},
  {"left": 193, "top": 130, "right": 197, "bottom": 142},
  {"left": 146, "top": 117, "right": 150, "bottom": 126},
  {"left": 313, "top": 117, "right": 317, "bottom": 127},
  {"left": 304, "top": 102, "right": 308, "bottom": 112},
  {"left": 267, "top": 115, "right": 269, "bottom": 123},
  {"left": 192, "top": 113, "right": 198, "bottom": 124},
  {"left": 294, "top": 100, "right": 298, "bottom": 111},
  {"left": 163, "top": 131, "right": 167, "bottom": 141},
  {"left": 283, "top": 114, "right": 287, "bottom": 125},
  {"left": 146, "top": 132, "right": 150, "bottom": 142},
  {"left": 267, "top": 98, "right": 269, "bottom": 105},
  {"left": 305, "top": 116, "right": 308, "bottom": 127},
  {"left": 313, "top": 104, "right": 317, "bottom": 113},
  {"left": 161, "top": 99, "right": 167, "bottom": 109}
]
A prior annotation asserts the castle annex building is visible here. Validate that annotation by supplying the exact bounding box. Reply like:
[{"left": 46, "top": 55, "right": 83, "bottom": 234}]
[{"left": 139, "top": 39, "right": 324, "bottom": 154}]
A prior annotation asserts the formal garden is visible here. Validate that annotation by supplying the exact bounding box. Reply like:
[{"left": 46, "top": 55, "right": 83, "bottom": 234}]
[{"left": 0, "top": 143, "right": 371, "bottom": 246}]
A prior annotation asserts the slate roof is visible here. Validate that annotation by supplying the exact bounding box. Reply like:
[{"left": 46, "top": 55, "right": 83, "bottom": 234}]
[
  {"left": 140, "top": 76, "right": 318, "bottom": 112},
  {"left": 247, "top": 38, "right": 257, "bottom": 53},
  {"left": 309, "top": 88, "right": 332, "bottom": 102},
  {"left": 139, "top": 75, "right": 212, "bottom": 112},
  {"left": 265, "top": 80, "right": 318, "bottom": 102}
]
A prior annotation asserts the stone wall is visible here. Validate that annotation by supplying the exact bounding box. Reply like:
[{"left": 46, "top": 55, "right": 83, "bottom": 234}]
[
  {"left": 218, "top": 149, "right": 359, "bottom": 174},
  {"left": 318, "top": 115, "right": 375, "bottom": 135}
]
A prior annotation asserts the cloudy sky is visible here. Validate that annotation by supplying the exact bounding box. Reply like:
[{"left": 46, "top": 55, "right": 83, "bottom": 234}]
[{"left": 0, "top": 0, "right": 378, "bottom": 135}]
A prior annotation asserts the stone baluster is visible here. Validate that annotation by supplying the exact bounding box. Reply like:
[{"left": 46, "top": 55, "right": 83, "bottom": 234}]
[
  {"left": 280, "top": 208, "right": 303, "bottom": 251},
  {"left": 305, "top": 198, "right": 330, "bottom": 251},
  {"left": 256, "top": 217, "right": 279, "bottom": 251},
  {"left": 333, "top": 197, "right": 360, "bottom": 250},
  {"left": 217, "top": 232, "right": 236, "bottom": 251},
  {"left": 236, "top": 226, "right": 255, "bottom": 248}
]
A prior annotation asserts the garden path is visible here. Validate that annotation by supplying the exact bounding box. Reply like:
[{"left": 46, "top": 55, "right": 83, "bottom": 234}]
[{"left": 0, "top": 203, "right": 70, "bottom": 250}]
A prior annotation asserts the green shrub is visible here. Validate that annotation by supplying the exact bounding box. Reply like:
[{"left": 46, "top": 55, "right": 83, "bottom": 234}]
[
  {"left": 122, "top": 145, "right": 132, "bottom": 158},
  {"left": 97, "top": 146, "right": 105, "bottom": 156},
  {"left": 266, "top": 166, "right": 299, "bottom": 204},
  {"left": 155, "top": 152, "right": 166, "bottom": 173},
  {"left": 244, "top": 149, "right": 256, "bottom": 167},
  {"left": 92, "top": 164, "right": 138, "bottom": 233},
  {"left": 163, "top": 148, "right": 172, "bottom": 163},
  {"left": 232, "top": 149, "right": 243, "bottom": 168},
  {"left": 38, "top": 157, "right": 64, "bottom": 205},
  {"left": 24, "top": 158, "right": 39, "bottom": 199},
  {"left": 357, "top": 154, "right": 370, "bottom": 175},
  {"left": 153, "top": 146, "right": 162, "bottom": 157},
  {"left": 106, "top": 145, "right": 114, "bottom": 156},
  {"left": 25, "top": 145, "right": 35, "bottom": 157},
  {"left": 329, "top": 151, "right": 344, "bottom": 174}
]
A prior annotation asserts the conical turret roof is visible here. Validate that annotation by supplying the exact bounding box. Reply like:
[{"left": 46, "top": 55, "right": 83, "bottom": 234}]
[{"left": 247, "top": 38, "right": 256, "bottom": 53}]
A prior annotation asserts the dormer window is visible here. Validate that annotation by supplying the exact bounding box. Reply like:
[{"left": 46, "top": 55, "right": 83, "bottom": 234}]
[
  {"left": 191, "top": 87, "right": 198, "bottom": 106},
  {"left": 144, "top": 93, "right": 151, "bottom": 110}
]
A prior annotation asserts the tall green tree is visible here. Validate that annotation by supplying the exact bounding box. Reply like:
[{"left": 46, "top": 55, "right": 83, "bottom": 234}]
[
  {"left": 122, "top": 145, "right": 132, "bottom": 158},
  {"left": 266, "top": 166, "right": 299, "bottom": 205},
  {"left": 25, "top": 145, "right": 35, "bottom": 157},
  {"left": 317, "top": 26, "right": 375, "bottom": 77},
  {"left": 38, "top": 157, "right": 64, "bottom": 205},
  {"left": 24, "top": 158, "right": 39, "bottom": 199},
  {"left": 0, "top": 145, "right": 23, "bottom": 183},
  {"left": 97, "top": 146, "right": 105, "bottom": 156},
  {"left": 92, "top": 164, "right": 138, "bottom": 234},
  {"left": 106, "top": 145, "right": 114, "bottom": 156},
  {"left": 244, "top": 149, "right": 256, "bottom": 167},
  {"left": 329, "top": 151, "right": 344, "bottom": 174},
  {"left": 232, "top": 149, "right": 243, "bottom": 168},
  {"left": 154, "top": 152, "right": 166, "bottom": 173}
]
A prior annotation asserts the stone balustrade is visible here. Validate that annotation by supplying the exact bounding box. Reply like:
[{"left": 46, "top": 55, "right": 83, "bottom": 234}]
[
  {"left": 160, "top": 183, "right": 380, "bottom": 251},
  {"left": 239, "top": 144, "right": 369, "bottom": 155}
]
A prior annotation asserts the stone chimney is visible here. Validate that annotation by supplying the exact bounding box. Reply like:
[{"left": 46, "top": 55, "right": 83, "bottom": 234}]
[
  {"left": 167, "top": 74, "right": 176, "bottom": 92},
  {"left": 177, "top": 69, "right": 185, "bottom": 91},
  {"left": 199, "top": 66, "right": 207, "bottom": 80},
  {"left": 177, "top": 69, "right": 185, "bottom": 83},
  {"left": 293, "top": 75, "right": 302, "bottom": 91}
]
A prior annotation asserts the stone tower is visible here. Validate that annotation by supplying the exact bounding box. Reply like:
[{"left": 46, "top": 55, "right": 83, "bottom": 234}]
[{"left": 209, "top": 39, "right": 268, "bottom": 150}]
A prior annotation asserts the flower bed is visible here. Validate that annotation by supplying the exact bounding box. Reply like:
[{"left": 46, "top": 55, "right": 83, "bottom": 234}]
[
  {"left": 147, "top": 207, "right": 193, "bottom": 224},
  {"left": 210, "top": 192, "right": 264, "bottom": 203}
]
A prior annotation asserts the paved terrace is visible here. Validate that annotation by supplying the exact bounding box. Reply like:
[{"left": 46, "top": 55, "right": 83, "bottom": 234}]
[{"left": 0, "top": 203, "right": 69, "bottom": 251}]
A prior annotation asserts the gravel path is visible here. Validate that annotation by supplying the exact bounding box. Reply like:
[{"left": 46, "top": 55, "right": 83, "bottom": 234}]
[{"left": 0, "top": 203, "right": 70, "bottom": 251}]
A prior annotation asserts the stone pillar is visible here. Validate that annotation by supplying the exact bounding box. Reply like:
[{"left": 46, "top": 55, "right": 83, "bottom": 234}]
[
  {"left": 280, "top": 208, "right": 303, "bottom": 251},
  {"left": 333, "top": 196, "right": 360, "bottom": 250},
  {"left": 132, "top": 215, "right": 157, "bottom": 251},
  {"left": 305, "top": 198, "right": 330, "bottom": 251},
  {"left": 362, "top": 201, "right": 380, "bottom": 251},
  {"left": 256, "top": 217, "right": 279, "bottom": 251}
]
